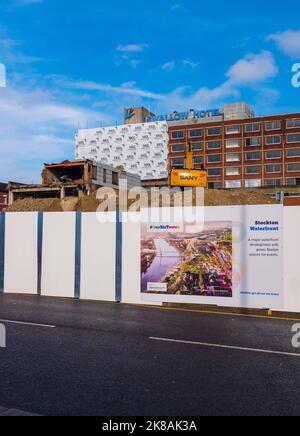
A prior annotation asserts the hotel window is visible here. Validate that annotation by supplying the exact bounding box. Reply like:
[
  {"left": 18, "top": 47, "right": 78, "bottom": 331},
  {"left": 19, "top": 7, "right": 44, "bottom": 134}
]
[
  {"left": 226, "top": 139, "right": 241, "bottom": 149},
  {"left": 226, "top": 167, "right": 241, "bottom": 176},
  {"left": 266, "top": 120, "right": 281, "bottom": 131},
  {"left": 192, "top": 142, "right": 202, "bottom": 151},
  {"left": 246, "top": 137, "right": 261, "bottom": 147},
  {"left": 287, "top": 134, "right": 300, "bottom": 143},
  {"left": 287, "top": 119, "right": 300, "bottom": 129},
  {"left": 265, "top": 135, "right": 281, "bottom": 145},
  {"left": 266, "top": 150, "right": 281, "bottom": 159},
  {"left": 172, "top": 158, "right": 185, "bottom": 168},
  {"left": 266, "top": 179, "right": 282, "bottom": 188},
  {"left": 226, "top": 153, "right": 241, "bottom": 163},
  {"left": 193, "top": 157, "right": 203, "bottom": 165},
  {"left": 226, "top": 125, "right": 241, "bottom": 134},
  {"left": 207, "top": 127, "right": 221, "bottom": 136},
  {"left": 287, "top": 148, "right": 300, "bottom": 158},
  {"left": 103, "top": 168, "right": 107, "bottom": 183},
  {"left": 112, "top": 172, "right": 119, "bottom": 186},
  {"left": 245, "top": 123, "right": 261, "bottom": 133},
  {"left": 246, "top": 166, "right": 261, "bottom": 175},
  {"left": 245, "top": 151, "right": 261, "bottom": 161},
  {"left": 287, "top": 178, "right": 300, "bottom": 186},
  {"left": 245, "top": 179, "right": 262, "bottom": 188},
  {"left": 171, "top": 131, "right": 185, "bottom": 140},
  {"left": 189, "top": 129, "right": 202, "bottom": 138},
  {"left": 266, "top": 164, "right": 282, "bottom": 173},
  {"left": 171, "top": 143, "right": 185, "bottom": 153},
  {"left": 208, "top": 181, "right": 223, "bottom": 189},
  {"left": 207, "top": 154, "right": 221, "bottom": 164},
  {"left": 208, "top": 168, "right": 222, "bottom": 177},
  {"left": 287, "top": 163, "right": 300, "bottom": 172},
  {"left": 225, "top": 180, "right": 241, "bottom": 189},
  {"left": 207, "top": 140, "right": 221, "bottom": 150}
]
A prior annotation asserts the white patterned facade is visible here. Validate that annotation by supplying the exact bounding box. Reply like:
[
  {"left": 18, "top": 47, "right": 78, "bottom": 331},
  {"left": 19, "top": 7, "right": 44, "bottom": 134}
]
[{"left": 75, "top": 121, "right": 169, "bottom": 181}]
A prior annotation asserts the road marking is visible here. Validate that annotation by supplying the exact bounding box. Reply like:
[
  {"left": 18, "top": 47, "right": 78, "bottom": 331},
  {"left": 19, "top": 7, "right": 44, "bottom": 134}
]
[
  {"left": 0, "top": 319, "right": 55, "bottom": 328},
  {"left": 149, "top": 337, "right": 300, "bottom": 358},
  {"left": 139, "top": 304, "right": 300, "bottom": 322}
]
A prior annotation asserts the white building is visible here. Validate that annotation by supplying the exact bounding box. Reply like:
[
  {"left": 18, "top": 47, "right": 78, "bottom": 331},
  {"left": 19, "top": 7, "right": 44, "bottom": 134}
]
[{"left": 75, "top": 121, "right": 169, "bottom": 181}]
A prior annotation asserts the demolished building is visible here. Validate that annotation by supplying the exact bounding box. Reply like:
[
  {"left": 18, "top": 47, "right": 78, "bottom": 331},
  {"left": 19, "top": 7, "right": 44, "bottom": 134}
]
[{"left": 8, "top": 160, "right": 141, "bottom": 204}]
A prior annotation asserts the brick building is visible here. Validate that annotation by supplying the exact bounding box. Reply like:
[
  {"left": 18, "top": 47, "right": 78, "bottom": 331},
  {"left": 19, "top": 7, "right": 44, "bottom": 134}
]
[
  {"left": 0, "top": 183, "right": 8, "bottom": 210},
  {"left": 168, "top": 113, "right": 300, "bottom": 189}
]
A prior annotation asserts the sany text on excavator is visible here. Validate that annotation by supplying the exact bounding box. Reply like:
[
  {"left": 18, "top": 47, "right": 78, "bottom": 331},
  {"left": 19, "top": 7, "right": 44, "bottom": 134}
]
[{"left": 170, "top": 142, "right": 208, "bottom": 188}]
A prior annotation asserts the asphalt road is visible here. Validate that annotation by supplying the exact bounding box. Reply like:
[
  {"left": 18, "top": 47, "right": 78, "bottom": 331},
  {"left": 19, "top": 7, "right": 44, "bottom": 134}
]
[{"left": 0, "top": 294, "right": 299, "bottom": 416}]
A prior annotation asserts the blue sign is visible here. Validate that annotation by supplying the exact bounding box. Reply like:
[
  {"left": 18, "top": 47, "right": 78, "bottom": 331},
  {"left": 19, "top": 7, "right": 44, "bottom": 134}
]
[
  {"left": 125, "top": 108, "right": 135, "bottom": 120},
  {"left": 146, "top": 109, "right": 222, "bottom": 123}
]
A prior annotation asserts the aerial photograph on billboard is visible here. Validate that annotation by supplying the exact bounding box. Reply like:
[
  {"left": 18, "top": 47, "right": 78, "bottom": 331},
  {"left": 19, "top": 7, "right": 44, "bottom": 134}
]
[{"left": 141, "top": 221, "right": 233, "bottom": 297}]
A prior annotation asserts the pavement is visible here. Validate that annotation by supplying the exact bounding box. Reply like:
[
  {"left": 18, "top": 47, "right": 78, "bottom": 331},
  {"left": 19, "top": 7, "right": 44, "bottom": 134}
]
[{"left": 0, "top": 294, "right": 299, "bottom": 416}]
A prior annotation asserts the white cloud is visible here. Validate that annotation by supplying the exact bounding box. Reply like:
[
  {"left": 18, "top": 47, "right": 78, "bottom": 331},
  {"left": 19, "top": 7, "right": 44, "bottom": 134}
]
[
  {"left": 183, "top": 59, "right": 199, "bottom": 68},
  {"left": 267, "top": 30, "right": 300, "bottom": 59},
  {"left": 0, "top": 85, "right": 112, "bottom": 182},
  {"left": 226, "top": 51, "right": 278, "bottom": 85},
  {"left": 62, "top": 79, "right": 164, "bottom": 100},
  {"left": 162, "top": 61, "right": 175, "bottom": 72},
  {"left": 117, "top": 44, "right": 148, "bottom": 53}
]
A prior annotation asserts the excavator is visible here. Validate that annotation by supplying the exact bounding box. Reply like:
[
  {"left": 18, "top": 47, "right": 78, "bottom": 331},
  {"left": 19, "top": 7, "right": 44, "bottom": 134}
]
[{"left": 170, "top": 142, "right": 208, "bottom": 188}]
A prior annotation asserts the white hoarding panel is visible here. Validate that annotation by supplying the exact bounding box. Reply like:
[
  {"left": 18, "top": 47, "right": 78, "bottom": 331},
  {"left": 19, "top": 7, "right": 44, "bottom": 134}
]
[
  {"left": 4, "top": 213, "right": 38, "bottom": 294},
  {"left": 80, "top": 213, "right": 116, "bottom": 301},
  {"left": 41, "top": 213, "right": 75, "bottom": 298}
]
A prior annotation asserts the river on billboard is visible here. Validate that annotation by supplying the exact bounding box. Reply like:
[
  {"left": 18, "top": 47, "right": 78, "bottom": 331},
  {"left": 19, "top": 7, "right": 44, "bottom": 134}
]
[{"left": 141, "top": 221, "right": 233, "bottom": 298}]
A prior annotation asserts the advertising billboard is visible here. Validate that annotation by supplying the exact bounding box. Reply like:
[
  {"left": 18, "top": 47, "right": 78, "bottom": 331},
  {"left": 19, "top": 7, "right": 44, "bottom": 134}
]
[{"left": 141, "top": 206, "right": 284, "bottom": 309}]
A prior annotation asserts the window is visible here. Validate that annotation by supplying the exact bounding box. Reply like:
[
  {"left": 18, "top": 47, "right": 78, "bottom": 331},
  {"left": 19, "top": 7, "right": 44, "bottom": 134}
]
[
  {"left": 245, "top": 179, "right": 261, "bottom": 188},
  {"left": 266, "top": 150, "right": 281, "bottom": 160},
  {"left": 171, "top": 144, "right": 185, "bottom": 153},
  {"left": 265, "top": 135, "right": 281, "bottom": 145},
  {"left": 193, "top": 156, "right": 203, "bottom": 165},
  {"left": 207, "top": 154, "right": 221, "bottom": 164},
  {"left": 103, "top": 168, "right": 107, "bottom": 183},
  {"left": 287, "top": 119, "right": 300, "bottom": 129},
  {"left": 287, "top": 148, "right": 300, "bottom": 158},
  {"left": 266, "top": 120, "right": 281, "bottom": 131},
  {"left": 287, "top": 178, "right": 300, "bottom": 186},
  {"left": 246, "top": 137, "right": 261, "bottom": 147},
  {"left": 226, "top": 125, "right": 241, "bottom": 134},
  {"left": 208, "top": 168, "right": 222, "bottom": 177},
  {"left": 2, "top": 195, "right": 7, "bottom": 205},
  {"left": 287, "top": 163, "right": 300, "bottom": 172},
  {"left": 287, "top": 134, "right": 300, "bottom": 143},
  {"left": 207, "top": 127, "right": 221, "bottom": 136},
  {"left": 266, "top": 164, "right": 281, "bottom": 173},
  {"left": 246, "top": 166, "right": 261, "bottom": 175},
  {"left": 245, "top": 123, "right": 261, "bottom": 133},
  {"left": 226, "top": 180, "right": 241, "bottom": 189},
  {"left": 208, "top": 181, "right": 223, "bottom": 189},
  {"left": 226, "top": 167, "right": 241, "bottom": 176},
  {"left": 226, "top": 139, "right": 241, "bottom": 148},
  {"left": 112, "top": 171, "right": 119, "bottom": 186},
  {"left": 172, "top": 158, "right": 184, "bottom": 168},
  {"left": 226, "top": 153, "right": 241, "bottom": 163},
  {"left": 245, "top": 152, "right": 261, "bottom": 161},
  {"left": 266, "top": 179, "right": 282, "bottom": 188},
  {"left": 207, "top": 140, "right": 221, "bottom": 150},
  {"left": 192, "top": 142, "right": 202, "bottom": 151},
  {"left": 171, "top": 131, "right": 185, "bottom": 140},
  {"left": 189, "top": 129, "right": 202, "bottom": 138}
]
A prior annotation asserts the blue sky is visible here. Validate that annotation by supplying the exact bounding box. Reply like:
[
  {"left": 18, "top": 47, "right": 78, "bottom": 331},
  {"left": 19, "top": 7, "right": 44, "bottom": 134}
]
[{"left": 0, "top": 0, "right": 300, "bottom": 182}]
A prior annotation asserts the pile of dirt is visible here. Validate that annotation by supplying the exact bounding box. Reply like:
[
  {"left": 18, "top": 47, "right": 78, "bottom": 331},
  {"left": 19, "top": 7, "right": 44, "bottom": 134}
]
[
  {"left": 6, "top": 198, "right": 63, "bottom": 212},
  {"left": 5, "top": 189, "right": 276, "bottom": 212},
  {"left": 204, "top": 189, "right": 276, "bottom": 206}
]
